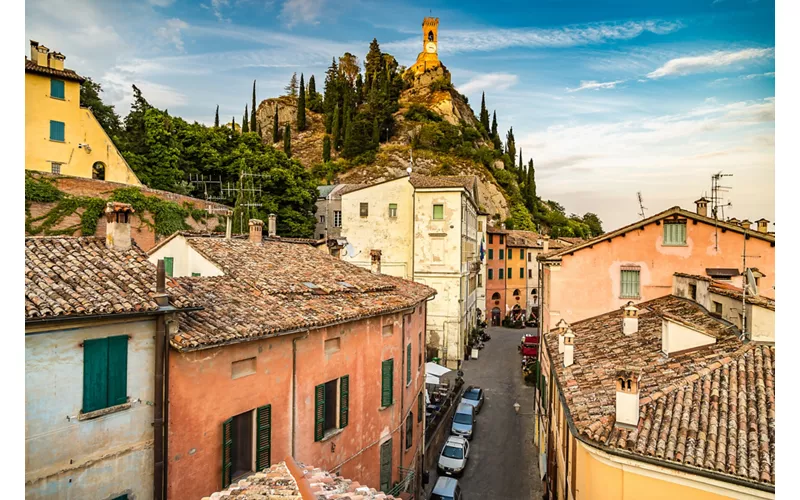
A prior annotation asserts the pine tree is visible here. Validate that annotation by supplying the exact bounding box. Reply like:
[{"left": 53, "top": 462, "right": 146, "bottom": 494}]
[
  {"left": 322, "top": 134, "right": 331, "bottom": 162},
  {"left": 297, "top": 74, "right": 307, "bottom": 131},
  {"left": 479, "top": 92, "right": 490, "bottom": 133},
  {"left": 365, "top": 38, "right": 382, "bottom": 88},
  {"left": 332, "top": 104, "right": 341, "bottom": 150},
  {"left": 272, "top": 106, "right": 279, "bottom": 143},
  {"left": 284, "top": 123, "right": 291, "bottom": 157},
  {"left": 214, "top": 105, "right": 219, "bottom": 127},
  {"left": 242, "top": 105, "right": 249, "bottom": 133},
  {"left": 285, "top": 72, "right": 298, "bottom": 97},
  {"left": 251, "top": 80, "right": 257, "bottom": 130}
]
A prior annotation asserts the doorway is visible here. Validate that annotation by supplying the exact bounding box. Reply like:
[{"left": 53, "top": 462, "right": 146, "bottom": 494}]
[{"left": 491, "top": 307, "right": 501, "bottom": 326}]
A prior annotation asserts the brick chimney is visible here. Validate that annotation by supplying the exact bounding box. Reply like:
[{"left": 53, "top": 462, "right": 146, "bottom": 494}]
[
  {"left": 543, "top": 235, "right": 550, "bottom": 253},
  {"left": 694, "top": 197, "right": 709, "bottom": 217},
  {"left": 370, "top": 249, "right": 382, "bottom": 274},
  {"left": 740, "top": 219, "right": 752, "bottom": 231},
  {"left": 268, "top": 213, "right": 277, "bottom": 238},
  {"left": 249, "top": 219, "right": 264, "bottom": 244},
  {"left": 622, "top": 301, "right": 639, "bottom": 335},
  {"left": 555, "top": 318, "right": 569, "bottom": 354},
  {"left": 756, "top": 218, "right": 769, "bottom": 233},
  {"left": 105, "top": 202, "right": 135, "bottom": 251},
  {"left": 563, "top": 328, "right": 575, "bottom": 368},
  {"left": 614, "top": 368, "right": 641, "bottom": 427}
]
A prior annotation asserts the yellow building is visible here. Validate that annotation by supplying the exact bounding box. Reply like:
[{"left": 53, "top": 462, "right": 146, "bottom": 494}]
[
  {"left": 406, "top": 17, "right": 443, "bottom": 78},
  {"left": 534, "top": 287, "right": 775, "bottom": 499},
  {"left": 25, "top": 40, "right": 141, "bottom": 185}
]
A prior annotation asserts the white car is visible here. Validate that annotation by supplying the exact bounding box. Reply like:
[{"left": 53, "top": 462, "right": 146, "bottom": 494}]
[{"left": 437, "top": 436, "right": 470, "bottom": 477}]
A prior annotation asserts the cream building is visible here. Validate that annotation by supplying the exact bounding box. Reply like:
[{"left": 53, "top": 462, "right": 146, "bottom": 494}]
[
  {"left": 476, "top": 212, "right": 489, "bottom": 323},
  {"left": 341, "top": 174, "right": 480, "bottom": 368}
]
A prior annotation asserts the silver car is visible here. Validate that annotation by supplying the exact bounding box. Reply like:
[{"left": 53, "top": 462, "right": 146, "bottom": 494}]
[{"left": 437, "top": 436, "right": 470, "bottom": 477}]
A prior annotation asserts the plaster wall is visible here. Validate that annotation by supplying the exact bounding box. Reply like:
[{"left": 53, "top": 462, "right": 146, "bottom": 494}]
[
  {"left": 147, "top": 235, "right": 225, "bottom": 278},
  {"left": 661, "top": 320, "right": 716, "bottom": 355},
  {"left": 475, "top": 215, "right": 488, "bottom": 319},
  {"left": 26, "top": 318, "right": 156, "bottom": 499}
]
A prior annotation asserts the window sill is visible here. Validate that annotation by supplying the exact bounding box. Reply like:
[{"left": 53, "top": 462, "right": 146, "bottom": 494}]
[
  {"left": 78, "top": 401, "right": 131, "bottom": 421},
  {"left": 50, "top": 96, "right": 65, "bottom": 101},
  {"left": 318, "top": 427, "right": 345, "bottom": 443},
  {"left": 49, "top": 139, "right": 65, "bottom": 143},
  {"left": 379, "top": 402, "right": 395, "bottom": 411},
  {"left": 620, "top": 296, "right": 641, "bottom": 300},
  {"left": 662, "top": 243, "right": 687, "bottom": 247}
]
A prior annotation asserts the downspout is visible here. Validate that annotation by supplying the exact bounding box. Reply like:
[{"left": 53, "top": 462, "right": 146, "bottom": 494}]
[
  {"left": 410, "top": 182, "right": 416, "bottom": 280},
  {"left": 153, "top": 260, "right": 166, "bottom": 500},
  {"left": 291, "top": 331, "right": 310, "bottom": 458},
  {"left": 400, "top": 313, "right": 406, "bottom": 473}
]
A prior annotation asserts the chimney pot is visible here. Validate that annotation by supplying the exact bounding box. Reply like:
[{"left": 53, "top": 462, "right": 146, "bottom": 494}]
[
  {"left": 756, "top": 218, "right": 769, "bottom": 233},
  {"left": 622, "top": 301, "right": 639, "bottom": 335},
  {"left": 105, "top": 202, "right": 135, "bottom": 251},
  {"left": 543, "top": 235, "right": 550, "bottom": 253},
  {"left": 615, "top": 368, "right": 641, "bottom": 427},
  {"left": 370, "top": 249, "right": 382, "bottom": 274},
  {"left": 694, "top": 197, "right": 709, "bottom": 217},
  {"left": 248, "top": 219, "right": 264, "bottom": 244},
  {"left": 740, "top": 219, "right": 752, "bottom": 230},
  {"left": 563, "top": 329, "right": 575, "bottom": 368},
  {"left": 225, "top": 214, "right": 232, "bottom": 239},
  {"left": 268, "top": 214, "right": 277, "bottom": 238},
  {"left": 555, "top": 319, "right": 569, "bottom": 353}
]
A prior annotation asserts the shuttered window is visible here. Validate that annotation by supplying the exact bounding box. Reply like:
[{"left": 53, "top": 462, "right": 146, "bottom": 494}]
[
  {"left": 433, "top": 204, "right": 444, "bottom": 220},
  {"left": 520, "top": 268, "right": 524, "bottom": 278},
  {"left": 508, "top": 267, "right": 512, "bottom": 278},
  {"left": 499, "top": 249, "right": 504, "bottom": 260},
  {"left": 49, "top": 120, "right": 65, "bottom": 142},
  {"left": 256, "top": 405, "right": 271, "bottom": 471},
  {"left": 663, "top": 221, "right": 687, "bottom": 246},
  {"left": 83, "top": 335, "right": 128, "bottom": 413},
  {"left": 50, "top": 79, "right": 65, "bottom": 99},
  {"left": 381, "top": 359, "right": 394, "bottom": 407},
  {"left": 314, "top": 383, "right": 325, "bottom": 441},
  {"left": 488, "top": 269, "right": 493, "bottom": 280},
  {"left": 499, "top": 269, "right": 504, "bottom": 280},
  {"left": 406, "top": 344, "right": 412, "bottom": 385},
  {"left": 488, "top": 249, "right": 493, "bottom": 260},
  {"left": 489, "top": 234, "right": 493, "bottom": 244},
  {"left": 389, "top": 203, "right": 397, "bottom": 218},
  {"left": 418, "top": 392, "right": 423, "bottom": 421},
  {"left": 405, "top": 413, "right": 413, "bottom": 449},
  {"left": 379, "top": 439, "right": 392, "bottom": 492},
  {"left": 164, "top": 257, "right": 174, "bottom": 277},
  {"left": 620, "top": 269, "right": 640, "bottom": 298},
  {"left": 520, "top": 248, "right": 524, "bottom": 259},
  {"left": 222, "top": 418, "right": 233, "bottom": 488},
  {"left": 339, "top": 375, "right": 349, "bottom": 429}
]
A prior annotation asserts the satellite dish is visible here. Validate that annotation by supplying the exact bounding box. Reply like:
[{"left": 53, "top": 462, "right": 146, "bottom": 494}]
[
  {"left": 406, "top": 166, "right": 412, "bottom": 174},
  {"left": 344, "top": 242, "right": 357, "bottom": 257},
  {"left": 745, "top": 268, "right": 758, "bottom": 296}
]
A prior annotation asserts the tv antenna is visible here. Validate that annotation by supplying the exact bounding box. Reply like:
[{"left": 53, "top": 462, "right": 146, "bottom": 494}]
[
  {"left": 739, "top": 230, "right": 762, "bottom": 342},
  {"left": 637, "top": 192, "right": 647, "bottom": 219},
  {"left": 710, "top": 171, "right": 733, "bottom": 250},
  {"left": 188, "top": 174, "right": 226, "bottom": 201}
]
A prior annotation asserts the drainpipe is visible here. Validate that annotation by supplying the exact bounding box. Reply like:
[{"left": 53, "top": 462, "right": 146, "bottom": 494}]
[
  {"left": 291, "top": 331, "right": 310, "bottom": 458},
  {"left": 153, "top": 260, "right": 167, "bottom": 500}
]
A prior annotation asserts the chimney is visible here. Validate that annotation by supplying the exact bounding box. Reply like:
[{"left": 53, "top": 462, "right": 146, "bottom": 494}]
[
  {"left": 756, "top": 218, "right": 769, "bottom": 233},
  {"left": 268, "top": 213, "right": 277, "bottom": 238},
  {"left": 225, "top": 216, "right": 232, "bottom": 239},
  {"left": 153, "top": 259, "right": 169, "bottom": 307},
  {"left": 740, "top": 219, "right": 752, "bottom": 231},
  {"left": 105, "top": 202, "right": 135, "bottom": 251},
  {"left": 563, "top": 328, "right": 575, "bottom": 368},
  {"left": 694, "top": 197, "right": 709, "bottom": 217},
  {"left": 30, "top": 40, "right": 49, "bottom": 67},
  {"left": 543, "top": 235, "right": 550, "bottom": 253},
  {"left": 615, "top": 368, "right": 641, "bottom": 427},
  {"left": 500, "top": 223, "right": 506, "bottom": 230},
  {"left": 50, "top": 51, "right": 65, "bottom": 71},
  {"left": 248, "top": 219, "right": 264, "bottom": 244},
  {"left": 727, "top": 217, "right": 740, "bottom": 226},
  {"left": 622, "top": 301, "right": 639, "bottom": 335},
  {"left": 555, "top": 318, "right": 569, "bottom": 354},
  {"left": 370, "top": 249, "right": 382, "bottom": 274}
]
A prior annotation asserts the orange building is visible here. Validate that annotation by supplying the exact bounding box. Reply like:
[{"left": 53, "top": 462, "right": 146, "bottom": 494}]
[
  {"left": 485, "top": 227, "right": 508, "bottom": 325},
  {"left": 538, "top": 203, "right": 775, "bottom": 333},
  {"left": 151, "top": 225, "right": 434, "bottom": 499}
]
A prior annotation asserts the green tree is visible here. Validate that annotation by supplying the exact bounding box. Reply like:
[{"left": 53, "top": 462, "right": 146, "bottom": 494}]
[
  {"left": 214, "top": 105, "right": 219, "bottom": 127},
  {"left": 506, "top": 127, "right": 516, "bottom": 165},
  {"left": 365, "top": 38, "right": 382, "bottom": 88},
  {"left": 285, "top": 72, "right": 298, "bottom": 97},
  {"left": 322, "top": 134, "right": 331, "bottom": 162},
  {"left": 479, "top": 92, "right": 490, "bottom": 133},
  {"left": 80, "top": 78, "right": 122, "bottom": 140},
  {"left": 372, "top": 115, "right": 380, "bottom": 146},
  {"left": 251, "top": 80, "right": 257, "bottom": 129},
  {"left": 331, "top": 104, "right": 341, "bottom": 150},
  {"left": 297, "top": 73, "right": 307, "bottom": 131},
  {"left": 582, "top": 212, "right": 604, "bottom": 237},
  {"left": 242, "top": 105, "right": 249, "bottom": 133},
  {"left": 272, "top": 106, "right": 279, "bottom": 143},
  {"left": 527, "top": 159, "right": 537, "bottom": 217},
  {"left": 121, "top": 85, "right": 153, "bottom": 155},
  {"left": 231, "top": 116, "right": 235, "bottom": 132},
  {"left": 283, "top": 123, "right": 291, "bottom": 157}
]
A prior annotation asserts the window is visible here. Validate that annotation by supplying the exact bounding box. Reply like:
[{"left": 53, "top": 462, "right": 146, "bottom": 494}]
[
  {"left": 405, "top": 413, "right": 413, "bottom": 450},
  {"left": 319, "top": 215, "right": 326, "bottom": 224},
  {"left": 520, "top": 268, "right": 524, "bottom": 279},
  {"left": 192, "top": 272, "right": 201, "bottom": 277},
  {"left": 499, "top": 235, "right": 504, "bottom": 244},
  {"left": 82, "top": 335, "right": 128, "bottom": 413},
  {"left": 488, "top": 249, "right": 493, "bottom": 260},
  {"left": 478, "top": 221, "right": 483, "bottom": 232},
  {"left": 50, "top": 120, "right": 65, "bottom": 142},
  {"left": 50, "top": 79, "right": 65, "bottom": 99},
  {"left": 489, "top": 234, "right": 493, "bottom": 244},
  {"left": 528, "top": 269, "right": 533, "bottom": 278},
  {"left": 382, "top": 324, "right": 393, "bottom": 336},
  {"left": 419, "top": 332, "right": 423, "bottom": 369},
  {"left": 520, "top": 249, "right": 524, "bottom": 259},
  {"left": 360, "top": 203, "right": 369, "bottom": 217},
  {"left": 488, "top": 269, "right": 493, "bottom": 280},
  {"left": 492, "top": 292, "right": 501, "bottom": 300},
  {"left": 92, "top": 162, "right": 106, "bottom": 180},
  {"left": 433, "top": 204, "right": 444, "bottom": 220},
  {"left": 712, "top": 301, "right": 723, "bottom": 317},
  {"left": 51, "top": 162, "right": 62, "bottom": 174},
  {"left": 319, "top": 234, "right": 324, "bottom": 239},
  {"left": 389, "top": 203, "right": 398, "bottom": 218},
  {"left": 499, "top": 249, "right": 504, "bottom": 260},
  {"left": 334, "top": 211, "right": 342, "bottom": 227},
  {"left": 381, "top": 359, "right": 394, "bottom": 407},
  {"left": 508, "top": 267, "right": 512, "bottom": 278},
  {"left": 528, "top": 252, "right": 532, "bottom": 262},
  {"left": 314, "top": 376, "right": 349, "bottom": 441},
  {"left": 221, "top": 405, "right": 271, "bottom": 488},
  {"left": 508, "top": 249, "right": 512, "bottom": 260},
  {"left": 689, "top": 284, "right": 697, "bottom": 300},
  {"left": 418, "top": 392, "right": 423, "bottom": 422},
  {"left": 325, "top": 337, "right": 341, "bottom": 354},
  {"left": 663, "top": 221, "right": 687, "bottom": 246},
  {"left": 620, "top": 269, "right": 640, "bottom": 298},
  {"left": 231, "top": 357, "right": 256, "bottom": 379},
  {"left": 406, "top": 344, "right": 412, "bottom": 385},
  {"left": 513, "top": 289, "right": 520, "bottom": 296},
  {"left": 379, "top": 439, "right": 392, "bottom": 492},
  {"left": 478, "top": 274, "right": 482, "bottom": 287},
  {"left": 164, "top": 257, "right": 174, "bottom": 277},
  {"left": 499, "top": 269, "right": 504, "bottom": 279}
]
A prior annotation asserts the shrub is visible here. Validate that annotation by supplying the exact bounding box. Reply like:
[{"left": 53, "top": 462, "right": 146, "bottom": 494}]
[{"left": 404, "top": 104, "right": 442, "bottom": 123}]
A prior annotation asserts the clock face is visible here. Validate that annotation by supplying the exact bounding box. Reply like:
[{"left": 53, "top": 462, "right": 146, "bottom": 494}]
[{"left": 426, "top": 42, "right": 437, "bottom": 54}]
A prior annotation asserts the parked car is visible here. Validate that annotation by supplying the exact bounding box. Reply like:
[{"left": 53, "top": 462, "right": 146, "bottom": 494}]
[
  {"left": 450, "top": 402, "right": 475, "bottom": 439},
  {"left": 460, "top": 386, "right": 484, "bottom": 414},
  {"left": 437, "top": 436, "right": 470, "bottom": 477},
  {"left": 430, "top": 476, "right": 463, "bottom": 500}
]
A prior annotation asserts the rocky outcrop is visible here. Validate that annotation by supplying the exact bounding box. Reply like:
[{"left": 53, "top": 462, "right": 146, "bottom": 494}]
[
  {"left": 255, "top": 96, "right": 328, "bottom": 167},
  {"left": 399, "top": 66, "right": 478, "bottom": 128}
]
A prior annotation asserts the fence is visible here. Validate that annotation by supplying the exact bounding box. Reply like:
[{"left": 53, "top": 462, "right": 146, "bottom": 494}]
[{"left": 423, "top": 378, "right": 464, "bottom": 476}]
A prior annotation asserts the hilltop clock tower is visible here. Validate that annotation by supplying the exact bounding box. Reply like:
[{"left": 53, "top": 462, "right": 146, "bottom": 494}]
[{"left": 407, "top": 17, "right": 444, "bottom": 78}]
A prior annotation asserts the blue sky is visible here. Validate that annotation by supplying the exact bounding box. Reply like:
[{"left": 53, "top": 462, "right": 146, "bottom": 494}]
[{"left": 25, "top": 0, "right": 775, "bottom": 230}]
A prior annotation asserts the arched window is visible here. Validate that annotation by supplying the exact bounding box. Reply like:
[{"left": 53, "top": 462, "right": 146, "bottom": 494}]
[
  {"left": 531, "top": 288, "right": 537, "bottom": 295},
  {"left": 618, "top": 378, "right": 625, "bottom": 389},
  {"left": 626, "top": 380, "right": 632, "bottom": 390},
  {"left": 428, "top": 30, "right": 434, "bottom": 42},
  {"left": 513, "top": 289, "right": 520, "bottom": 296},
  {"left": 92, "top": 162, "right": 106, "bottom": 180},
  {"left": 491, "top": 292, "right": 501, "bottom": 300}
]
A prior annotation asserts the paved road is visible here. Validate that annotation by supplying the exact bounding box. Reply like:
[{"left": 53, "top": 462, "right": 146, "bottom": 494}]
[{"left": 425, "top": 326, "right": 543, "bottom": 499}]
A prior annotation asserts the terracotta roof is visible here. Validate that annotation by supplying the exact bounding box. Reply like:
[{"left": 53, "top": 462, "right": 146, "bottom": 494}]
[
  {"left": 544, "top": 295, "right": 775, "bottom": 487},
  {"left": 25, "top": 236, "right": 195, "bottom": 321},
  {"left": 335, "top": 184, "right": 368, "bottom": 196},
  {"left": 556, "top": 236, "right": 586, "bottom": 245},
  {"left": 408, "top": 173, "right": 477, "bottom": 191},
  {"left": 25, "top": 58, "right": 85, "bottom": 83},
  {"left": 540, "top": 206, "right": 775, "bottom": 260},
  {"left": 506, "top": 230, "right": 543, "bottom": 247},
  {"left": 709, "top": 283, "right": 776, "bottom": 311},
  {"left": 170, "top": 236, "right": 435, "bottom": 351},
  {"left": 204, "top": 460, "right": 396, "bottom": 499}
]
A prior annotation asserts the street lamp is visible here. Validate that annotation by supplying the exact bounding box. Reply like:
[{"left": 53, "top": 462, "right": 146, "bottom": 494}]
[{"left": 513, "top": 402, "right": 520, "bottom": 414}]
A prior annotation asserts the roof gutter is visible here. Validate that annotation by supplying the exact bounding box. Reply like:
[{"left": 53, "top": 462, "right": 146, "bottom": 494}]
[
  {"left": 542, "top": 337, "right": 775, "bottom": 494},
  {"left": 25, "top": 306, "right": 203, "bottom": 331}
]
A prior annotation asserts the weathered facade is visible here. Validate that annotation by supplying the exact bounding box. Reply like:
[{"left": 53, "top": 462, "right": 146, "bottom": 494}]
[{"left": 314, "top": 184, "right": 364, "bottom": 240}]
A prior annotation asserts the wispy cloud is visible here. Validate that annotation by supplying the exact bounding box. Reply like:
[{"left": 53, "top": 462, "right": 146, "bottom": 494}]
[
  {"left": 384, "top": 20, "right": 683, "bottom": 55},
  {"left": 647, "top": 48, "right": 774, "bottom": 79},
  {"left": 148, "top": 0, "right": 175, "bottom": 6},
  {"left": 457, "top": 73, "right": 519, "bottom": 94},
  {"left": 155, "top": 18, "right": 189, "bottom": 52},
  {"left": 710, "top": 71, "right": 775, "bottom": 86},
  {"left": 566, "top": 80, "right": 625, "bottom": 92},
  {"left": 281, "top": 0, "right": 325, "bottom": 27}
]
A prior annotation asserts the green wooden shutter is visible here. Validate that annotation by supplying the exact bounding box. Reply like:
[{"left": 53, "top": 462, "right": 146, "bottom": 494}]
[
  {"left": 191, "top": 272, "right": 200, "bottom": 277},
  {"left": 379, "top": 439, "right": 393, "bottom": 492},
  {"left": 418, "top": 392, "right": 423, "bottom": 422},
  {"left": 488, "top": 249, "right": 493, "bottom": 260},
  {"left": 222, "top": 417, "right": 233, "bottom": 488},
  {"left": 381, "top": 359, "right": 393, "bottom": 407},
  {"left": 83, "top": 338, "right": 109, "bottom": 412},
  {"left": 314, "top": 383, "right": 326, "bottom": 441},
  {"left": 520, "top": 267, "right": 524, "bottom": 278},
  {"left": 107, "top": 335, "right": 128, "bottom": 406},
  {"left": 339, "top": 376, "right": 349, "bottom": 428},
  {"left": 50, "top": 79, "right": 65, "bottom": 99},
  {"left": 406, "top": 345, "right": 412, "bottom": 384},
  {"left": 256, "top": 405, "right": 272, "bottom": 470},
  {"left": 488, "top": 269, "right": 493, "bottom": 280},
  {"left": 164, "top": 257, "right": 174, "bottom": 277},
  {"left": 50, "top": 120, "right": 65, "bottom": 142}
]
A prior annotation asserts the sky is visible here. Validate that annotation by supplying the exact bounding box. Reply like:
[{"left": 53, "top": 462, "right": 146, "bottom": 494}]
[{"left": 25, "top": 0, "right": 775, "bottom": 230}]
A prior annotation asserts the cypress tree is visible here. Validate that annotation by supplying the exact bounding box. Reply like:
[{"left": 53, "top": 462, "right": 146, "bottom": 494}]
[
  {"left": 372, "top": 115, "right": 380, "bottom": 146},
  {"left": 297, "top": 73, "right": 307, "bottom": 131},
  {"left": 251, "top": 80, "right": 257, "bottom": 130},
  {"left": 332, "top": 104, "right": 341, "bottom": 149},
  {"left": 242, "top": 105, "right": 249, "bottom": 133},
  {"left": 517, "top": 148, "right": 525, "bottom": 184},
  {"left": 323, "top": 134, "right": 331, "bottom": 162},
  {"left": 479, "top": 92, "right": 490, "bottom": 133},
  {"left": 272, "top": 106, "right": 279, "bottom": 143},
  {"left": 283, "top": 123, "right": 291, "bottom": 157},
  {"left": 231, "top": 116, "right": 236, "bottom": 132},
  {"left": 355, "top": 73, "right": 364, "bottom": 106},
  {"left": 491, "top": 111, "right": 498, "bottom": 139},
  {"left": 365, "top": 38, "right": 382, "bottom": 88},
  {"left": 308, "top": 75, "right": 317, "bottom": 101},
  {"left": 506, "top": 127, "right": 516, "bottom": 166},
  {"left": 527, "top": 158, "right": 537, "bottom": 216},
  {"left": 214, "top": 105, "right": 219, "bottom": 127}
]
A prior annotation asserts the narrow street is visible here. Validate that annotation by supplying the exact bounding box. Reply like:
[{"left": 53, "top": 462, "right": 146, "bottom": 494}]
[{"left": 425, "top": 326, "right": 543, "bottom": 499}]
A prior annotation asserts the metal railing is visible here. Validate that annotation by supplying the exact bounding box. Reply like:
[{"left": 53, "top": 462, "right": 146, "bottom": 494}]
[{"left": 387, "top": 466, "right": 416, "bottom": 496}]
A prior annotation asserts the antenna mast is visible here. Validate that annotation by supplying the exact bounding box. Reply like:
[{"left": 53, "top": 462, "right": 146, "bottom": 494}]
[
  {"left": 710, "top": 171, "right": 733, "bottom": 251},
  {"left": 637, "top": 192, "right": 647, "bottom": 219}
]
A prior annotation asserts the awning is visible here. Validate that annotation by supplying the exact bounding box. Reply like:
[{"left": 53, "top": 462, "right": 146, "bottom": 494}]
[
  {"left": 426, "top": 373, "right": 441, "bottom": 385},
  {"left": 425, "top": 362, "right": 452, "bottom": 378}
]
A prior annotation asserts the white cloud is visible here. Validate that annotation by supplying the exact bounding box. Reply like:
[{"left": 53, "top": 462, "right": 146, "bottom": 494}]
[
  {"left": 647, "top": 48, "right": 774, "bottom": 79},
  {"left": 155, "top": 18, "right": 189, "bottom": 52},
  {"left": 566, "top": 80, "right": 625, "bottom": 92},
  {"left": 281, "top": 0, "right": 325, "bottom": 27},
  {"left": 742, "top": 71, "right": 775, "bottom": 80},
  {"left": 457, "top": 73, "right": 519, "bottom": 94},
  {"left": 209, "top": 0, "right": 231, "bottom": 22},
  {"left": 148, "top": 0, "right": 175, "bottom": 6},
  {"left": 383, "top": 20, "right": 683, "bottom": 56}
]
